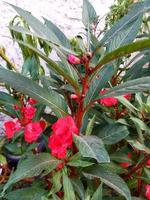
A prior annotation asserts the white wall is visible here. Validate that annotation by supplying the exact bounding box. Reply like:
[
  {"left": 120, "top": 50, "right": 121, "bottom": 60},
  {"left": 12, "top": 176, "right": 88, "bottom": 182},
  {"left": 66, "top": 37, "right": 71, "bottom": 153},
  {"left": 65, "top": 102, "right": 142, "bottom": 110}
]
[{"left": 0, "top": 0, "right": 114, "bottom": 66}]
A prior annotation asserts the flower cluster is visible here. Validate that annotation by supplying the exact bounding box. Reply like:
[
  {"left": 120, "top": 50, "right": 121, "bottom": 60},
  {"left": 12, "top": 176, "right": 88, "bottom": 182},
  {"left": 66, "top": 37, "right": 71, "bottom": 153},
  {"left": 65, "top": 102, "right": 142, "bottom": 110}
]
[
  {"left": 4, "top": 98, "right": 46, "bottom": 143},
  {"left": 99, "top": 88, "right": 132, "bottom": 107},
  {"left": 145, "top": 185, "right": 150, "bottom": 200},
  {"left": 48, "top": 116, "right": 78, "bottom": 159}
]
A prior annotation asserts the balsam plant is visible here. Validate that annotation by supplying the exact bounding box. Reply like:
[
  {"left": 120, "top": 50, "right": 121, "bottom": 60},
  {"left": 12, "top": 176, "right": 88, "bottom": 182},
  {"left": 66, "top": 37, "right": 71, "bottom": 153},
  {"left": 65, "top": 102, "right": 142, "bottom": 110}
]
[{"left": 0, "top": 0, "right": 150, "bottom": 199}]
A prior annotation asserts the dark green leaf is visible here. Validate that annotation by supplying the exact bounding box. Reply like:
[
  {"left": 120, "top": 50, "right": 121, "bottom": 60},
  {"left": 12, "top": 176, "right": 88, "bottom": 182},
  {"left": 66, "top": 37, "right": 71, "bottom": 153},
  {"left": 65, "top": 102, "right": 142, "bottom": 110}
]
[
  {"left": 74, "top": 135, "right": 110, "bottom": 163},
  {"left": 0, "top": 68, "right": 68, "bottom": 117},
  {"left": 44, "top": 18, "right": 70, "bottom": 48},
  {"left": 84, "top": 165, "right": 131, "bottom": 200},
  {"left": 91, "top": 183, "right": 103, "bottom": 200},
  {"left": 63, "top": 174, "right": 76, "bottom": 200},
  {"left": 72, "top": 179, "right": 85, "bottom": 200},
  {"left": 94, "top": 39, "right": 150, "bottom": 73},
  {"left": 100, "top": 1, "right": 150, "bottom": 47},
  {"left": 3, "top": 153, "right": 59, "bottom": 192},
  {"left": 5, "top": 187, "right": 46, "bottom": 200},
  {"left": 0, "top": 91, "right": 17, "bottom": 106},
  {"left": 97, "top": 123, "right": 129, "bottom": 145},
  {"left": 84, "top": 64, "right": 114, "bottom": 106}
]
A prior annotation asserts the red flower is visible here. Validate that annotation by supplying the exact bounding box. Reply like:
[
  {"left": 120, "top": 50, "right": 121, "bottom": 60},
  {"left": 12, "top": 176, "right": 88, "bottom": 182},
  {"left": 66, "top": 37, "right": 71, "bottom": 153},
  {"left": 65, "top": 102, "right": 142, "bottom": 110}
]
[
  {"left": 146, "top": 159, "right": 150, "bottom": 166},
  {"left": 120, "top": 162, "right": 131, "bottom": 168},
  {"left": 99, "top": 89, "right": 118, "bottom": 107},
  {"left": 21, "top": 106, "right": 36, "bottom": 120},
  {"left": 48, "top": 116, "right": 78, "bottom": 159},
  {"left": 28, "top": 98, "right": 38, "bottom": 105},
  {"left": 123, "top": 93, "right": 132, "bottom": 100},
  {"left": 24, "top": 120, "right": 46, "bottom": 143},
  {"left": 67, "top": 54, "right": 81, "bottom": 65},
  {"left": 145, "top": 185, "right": 150, "bottom": 200},
  {"left": 4, "top": 119, "right": 21, "bottom": 139}
]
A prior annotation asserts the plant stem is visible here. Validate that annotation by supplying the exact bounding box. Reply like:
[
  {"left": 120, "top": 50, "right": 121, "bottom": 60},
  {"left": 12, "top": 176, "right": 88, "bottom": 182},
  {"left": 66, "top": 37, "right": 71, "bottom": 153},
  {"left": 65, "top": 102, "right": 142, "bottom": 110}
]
[
  {"left": 0, "top": 48, "right": 18, "bottom": 72},
  {"left": 124, "top": 153, "right": 150, "bottom": 180}
]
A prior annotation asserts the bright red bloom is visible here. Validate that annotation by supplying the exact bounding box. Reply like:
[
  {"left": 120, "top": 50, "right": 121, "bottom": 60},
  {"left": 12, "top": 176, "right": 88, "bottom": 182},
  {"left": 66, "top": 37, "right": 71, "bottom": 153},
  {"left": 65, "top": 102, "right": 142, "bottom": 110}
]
[
  {"left": 48, "top": 116, "right": 78, "bottom": 159},
  {"left": 24, "top": 120, "right": 46, "bottom": 143},
  {"left": 146, "top": 159, "right": 150, "bottom": 166},
  {"left": 120, "top": 162, "right": 131, "bottom": 168},
  {"left": 145, "top": 185, "right": 150, "bottom": 200},
  {"left": 67, "top": 54, "right": 81, "bottom": 65},
  {"left": 99, "top": 89, "right": 118, "bottom": 107},
  {"left": 4, "top": 119, "right": 21, "bottom": 139},
  {"left": 28, "top": 98, "right": 38, "bottom": 105},
  {"left": 21, "top": 106, "right": 36, "bottom": 120},
  {"left": 123, "top": 93, "right": 132, "bottom": 100}
]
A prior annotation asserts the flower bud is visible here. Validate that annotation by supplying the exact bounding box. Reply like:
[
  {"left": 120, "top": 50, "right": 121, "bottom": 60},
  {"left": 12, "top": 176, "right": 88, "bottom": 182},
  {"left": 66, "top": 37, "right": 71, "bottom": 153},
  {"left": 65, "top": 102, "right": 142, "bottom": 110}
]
[{"left": 67, "top": 54, "right": 81, "bottom": 65}]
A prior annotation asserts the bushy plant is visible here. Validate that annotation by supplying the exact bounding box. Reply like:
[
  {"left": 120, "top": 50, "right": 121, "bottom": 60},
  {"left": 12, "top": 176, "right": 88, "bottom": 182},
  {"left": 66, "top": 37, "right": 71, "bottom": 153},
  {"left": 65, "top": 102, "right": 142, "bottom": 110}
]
[{"left": 0, "top": 0, "right": 150, "bottom": 199}]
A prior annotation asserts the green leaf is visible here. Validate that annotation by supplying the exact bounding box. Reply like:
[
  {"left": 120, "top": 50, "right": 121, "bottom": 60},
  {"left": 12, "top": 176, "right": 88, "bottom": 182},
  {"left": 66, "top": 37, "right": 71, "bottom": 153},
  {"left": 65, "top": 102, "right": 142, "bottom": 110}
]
[
  {"left": 5, "top": 187, "right": 46, "bottom": 200},
  {"left": 72, "top": 179, "right": 85, "bottom": 200},
  {"left": 84, "top": 165, "right": 131, "bottom": 200},
  {"left": 107, "top": 14, "right": 143, "bottom": 52},
  {"left": 0, "top": 91, "right": 17, "bottom": 106},
  {"left": 7, "top": 3, "right": 59, "bottom": 44},
  {"left": 84, "top": 64, "right": 114, "bottom": 106},
  {"left": 100, "top": 1, "right": 150, "bottom": 47},
  {"left": 67, "top": 159, "right": 93, "bottom": 167},
  {"left": 3, "top": 153, "right": 59, "bottom": 193},
  {"left": 63, "top": 174, "right": 76, "bottom": 200},
  {"left": 0, "top": 68, "right": 68, "bottom": 117},
  {"left": 74, "top": 135, "right": 110, "bottom": 163},
  {"left": 98, "top": 77, "right": 150, "bottom": 100},
  {"left": 82, "top": 0, "right": 97, "bottom": 26},
  {"left": 117, "top": 96, "right": 138, "bottom": 114},
  {"left": 44, "top": 18, "right": 70, "bottom": 49},
  {"left": 13, "top": 39, "right": 80, "bottom": 93},
  {"left": 21, "top": 56, "right": 40, "bottom": 80},
  {"left": 124, "top": 55, "right": 150, "bottom": 80},
  {"left": 97, "top": 123, "right": 130, "bottom": 145},
  {"left": 93, "top": 39, "right": 150, "bottom": 73},
  {"left": 91, "top": 183, "right": 103, "bottom": 200},
  {"left": 85, "top": 114, "right": 96, "bottom": 136},
  {"left": 130, "top": 117, "right": 150, "bottom": 134}
]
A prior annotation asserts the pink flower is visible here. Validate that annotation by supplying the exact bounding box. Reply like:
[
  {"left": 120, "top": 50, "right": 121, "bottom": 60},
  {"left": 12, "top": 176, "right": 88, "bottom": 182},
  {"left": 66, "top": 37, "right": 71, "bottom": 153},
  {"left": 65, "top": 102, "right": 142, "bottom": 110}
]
[
  {"left": 4, "top": 119, "right": 21, "bottom": 139},
  {"left": 120, "top": 162, "right": 131, "bottom": 168},
  {"left": 145, "top": 185, "right": 150, "bottom": 200},
  {"left": 67, "top": 54, "right": 81, "bottom": 65},
  {"left": 123, "top": 93, "right": 132, "bottom": 100},
  {"left": 146, "top": 159, "right": 150, "bottom": 166},
  {"left": 24, "top": 120, "right": 46, "bottom": 143},
  {"left": 28, "top": 98, "right": 38, "bottom": 105},
  {"left": 48, "top": 116, "right": 78, "bottom": 159},
  {"left": 21, "top": 106, "right": 36, "bottom": 120},
  {"left": 99, "top": 89, "right": 118, "bottom": 107}
]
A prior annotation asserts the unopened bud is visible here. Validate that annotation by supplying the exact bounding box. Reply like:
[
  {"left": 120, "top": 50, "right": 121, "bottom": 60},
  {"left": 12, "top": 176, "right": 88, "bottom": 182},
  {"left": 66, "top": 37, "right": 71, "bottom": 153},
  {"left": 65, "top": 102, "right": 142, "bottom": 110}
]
[{"left": 67, "top": 54, "right": 81, "bottom": 65}]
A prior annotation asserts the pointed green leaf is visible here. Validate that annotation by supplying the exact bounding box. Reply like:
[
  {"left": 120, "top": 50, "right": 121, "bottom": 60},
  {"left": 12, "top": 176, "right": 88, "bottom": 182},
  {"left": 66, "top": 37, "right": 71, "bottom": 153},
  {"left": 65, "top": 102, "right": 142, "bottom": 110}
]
[
  {"left": 82, "top": 0, "right": 97, "bottom": 26},
  {"left": 0, "top": 68, "right": 68, "bottom": 117},
  {"left": 7, "top": 3, "right": 59, "bottom": 44},
  {"left": 44, "top": 18, "right": 70, "bottom": 48},
  {"left": 97, "top": 123, "right": 129, "bottom": 145},
  {"left": 3, "top": 153, "right": 59, "bottom": 192},
  {"left": 84, "top": 165, "right": 131, "bottom": 200},
  {"left": 91, "top": 183, "right": 103, "bottom": 200},
  {"left": 100, "top": 1, "right": 150, "bottom": 47},
  {"left": 5, "top": 187, "right": 46, "bottom": 200},
  {"left": 84, "top": 64, "right": 114, "bottom": 106},
  {"left": 94, "top": 39, "right": 150, "bottom": 73},
  {"left": 63, "top": 174, "right": 76, "bottom": 200},
  {"left": 74, "top": 135, "right": 110, "bottom": 163}
]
